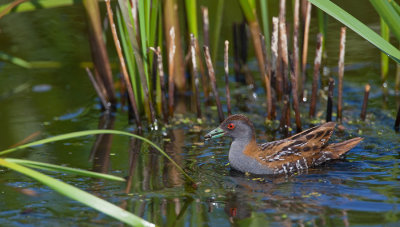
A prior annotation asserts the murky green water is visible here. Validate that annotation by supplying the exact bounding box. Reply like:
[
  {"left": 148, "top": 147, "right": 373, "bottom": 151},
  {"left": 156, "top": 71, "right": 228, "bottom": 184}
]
[{"left": 1, "top": 1, "right": 399, "bottom": 226}]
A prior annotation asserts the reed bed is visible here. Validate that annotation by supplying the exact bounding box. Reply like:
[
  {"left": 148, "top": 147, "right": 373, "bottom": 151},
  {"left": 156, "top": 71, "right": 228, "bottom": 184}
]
[{"left": 69, "top": 0, "right": 399, "bottom": 133}]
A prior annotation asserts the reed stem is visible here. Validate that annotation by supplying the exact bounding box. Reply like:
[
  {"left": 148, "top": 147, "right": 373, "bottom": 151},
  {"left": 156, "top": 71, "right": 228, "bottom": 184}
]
[
  {"left": 309, "top": 33, "right": 323, "bottom": 118},
  {"left": 260, "top": 34, "right": 273, "bottom": 120},
  {"left": 85, "top": 67, "right": 109, "bottom": 111},
  {"left": 150, "top": 47, "right": 169, "bottom": 123},
  {"left": 224, "top": 40, "right": 232, "bottom": 116},
  {"left": 326, "top": 78, "right": 335, "bottom": 122},
  {"left": 395, "top": 104, "right": 400, "bottom": 132},
  {"left": 105, "top": 0, "right": 141, "bottom": 127},
  {"left": 293, "top": 0, "right": 301, "bottom": 96},
  {"left": 204, "top": 46, "right": 225, "bottom": 122},
  {"left": 190, "top": 34, "right": 202, "bottom": 119},
  {"left": 337, "top": 27, "right": 347, "bottom": 122},
  {"left": 360, "top": 84, "right": 370, "bottom": 121},
  {"left": 301, "top": 1, "right": 311, "bottom": 101},
  {"left": 271, "top": 17, "right": 281, "bottom": 100}
]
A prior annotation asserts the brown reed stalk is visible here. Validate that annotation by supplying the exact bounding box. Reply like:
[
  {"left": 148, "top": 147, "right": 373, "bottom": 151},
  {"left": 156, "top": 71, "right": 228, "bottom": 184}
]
[
  {"left": 360, "top": 84, "right": 370, "bottom": 121},
  {"left": 164, "top": 0, "right": 186, "bottom": 92},
  {"left": 85, "top": 0, "right": 116, "bottom": 105},
  {"left": 337, "top": 27, "right": 347, "bottom": 121},
  {"left": 326, "top": 78, "right": 335, "bottom": 122},
  {"left": 293, "top": 0, "right": 301, "bottom": 95},
  {"left": 309, "top": 33, "right": 323, "bottom": 118},
  {"left": 190, "top": 34, "right": 202, "bottom": 119},
  {"left": 0, "top": 0, "right": 28, "bottom": 19},
  {"left": 291, "top": 69, "right": 302, "bottom": 131},
  {"left": 167, "top": 27, "right": 176, "bottom": 117},
  {"left": 395, "top": 104, "right": 400, "bottom": 132},
  {"left": 150, "top": 47, "right": 169, "bottom": 123},
  {"left": 271, "top": 17, "right": 281, "bottom": 100},
  {"left": 260, "top": 34, "right": 273, "bottom": 120},
  {"left": 224, "top": 40, "right": 232, "bottom": 116},
  {"left": 86, "top": 67, "right": 109, "bottom": 110},
  {"left": 279, "top": 0, "right": 288, "bottom": 95},
  {"left": 105, "top": 0, "right": 141, "bottom": 127},
  {"left": 204, "top": 46, "right": 225, "bottom": 122},
  {"left": 301, "top": 1, "right": 311, "bottom": 99},
  {"left": 201, "top": 6, "right": 211, "bottom": 100},
  {"left": 202, "top": 7, "right": 210, "bottom": 48}
]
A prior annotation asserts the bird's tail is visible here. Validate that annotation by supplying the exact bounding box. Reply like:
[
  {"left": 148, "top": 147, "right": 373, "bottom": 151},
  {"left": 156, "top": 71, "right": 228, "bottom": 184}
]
[{"left": 324, "top": 137, "right": 363, "bottom": 159}]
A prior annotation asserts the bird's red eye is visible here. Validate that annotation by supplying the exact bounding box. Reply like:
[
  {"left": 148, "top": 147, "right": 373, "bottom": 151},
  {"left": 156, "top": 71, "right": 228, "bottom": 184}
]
[{"left": 227, "top": 123, "right": 235, "bottom": 130}]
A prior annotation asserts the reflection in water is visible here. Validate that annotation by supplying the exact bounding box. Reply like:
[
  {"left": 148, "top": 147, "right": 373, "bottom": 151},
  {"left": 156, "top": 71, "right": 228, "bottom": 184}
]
[{"left": 89, "top": 113, "right": 115, "bottom": 173}]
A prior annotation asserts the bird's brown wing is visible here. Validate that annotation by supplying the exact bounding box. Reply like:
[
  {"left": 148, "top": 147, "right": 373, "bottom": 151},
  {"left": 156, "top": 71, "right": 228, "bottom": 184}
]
[{"left": 252, "top": 122, "right": 337, "bottom": 174}]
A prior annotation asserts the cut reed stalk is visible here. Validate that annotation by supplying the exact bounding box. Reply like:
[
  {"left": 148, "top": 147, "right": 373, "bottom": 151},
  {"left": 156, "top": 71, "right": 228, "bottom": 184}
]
[
  {"left": 201, "top": 6, "right": 211, "bottom": 100},
  {"left": 337, "top": 27, "right": 347, "bottom": 121},
  {"left": 202, "top": 7, "right": 210, "bottom": 48},
  {"left": 395, "top": 104, "right": 400, "bottom": 132},
  {"left": 224, "top": 40, "right": 232, "bottom": 116},
  {"left": 301, "top": 1, "right": 311, "bottom": 100},
  {"left": 84, "top": 0, "right": 116, "bottom": 105},
  {"left": 260, "top": 34, "right": 273, "bottom": 120},
  {"left": 279, "top": 0, "right": 288, "bottom": 95},
  {"left": 167, "top": 26, "right": 176, "bottom": 117},
  {"left": 271, "top": 17, "right": 281, "bottom": 100},
  {"left": 326, "top": 78, "right": 335, "bottom": 122},
  {"left": 293, "top": 0, "right": 301, "bottom": 95},
  {"left": 85, "top": 67, "right": 109, "bottom": 110},
  {"left": 291, "top": 67, "right": 302, "bottom": 131},
  {"left": 190, "top": 34, "right": 202, "bottom": 119},
  {"left": 309, "top": 33, "right": 323, "bottom": 118},
  {"left": 150, "top": 47, "right": 169, "bottom": 123},
  {"left": 164, "top": 0, "right": 186, "bottom": 92},
  {"left": 105, "top": 0, "right": 141, "bottom": 127},
  {"left": 360, "top": 84, "right": 370, "bottom": 121},
  {"left": 204, "top": 46, "right": 225, "bottom": 122}
]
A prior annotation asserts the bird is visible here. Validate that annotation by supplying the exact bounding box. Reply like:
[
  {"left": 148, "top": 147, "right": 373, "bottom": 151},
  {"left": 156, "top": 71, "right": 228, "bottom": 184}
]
[{"left": 204, "top": 114, "right": 363, "bottom": 175}]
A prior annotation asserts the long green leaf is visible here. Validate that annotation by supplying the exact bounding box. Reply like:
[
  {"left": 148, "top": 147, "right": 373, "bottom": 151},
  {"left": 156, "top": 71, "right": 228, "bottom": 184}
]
[
  {"left": 0, "top": 52, "right": 31, "bottom": 68},
  {"left": 0, "top": 130, "right": 194, "bottom": 183},
  {"left": 238, "top": 0, "right": 256, "bottom": 22},
  {"left": 185, "top": 0, "right": 198, "bottom": 38},
  {"left": 0, "top": 0, "right": 76, "bottom": 14},
  {"left": 308, "top": 0, "right": 400, "bottom": 63},
  {"left": 380, "top": 18, "right": 389, "bottom": 82},
  {"left": 0, "top": 159, "right": 153, "bottom": 227},
  {"left": 370, "top": 0, "right": 400, "bottom": 41},
  {"left": 5, "top": 158, "right": 125, "bottom": 182}
]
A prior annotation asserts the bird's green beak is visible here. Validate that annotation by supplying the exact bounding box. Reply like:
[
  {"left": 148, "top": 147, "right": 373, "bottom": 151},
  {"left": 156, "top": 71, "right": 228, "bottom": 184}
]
[{"left": 204, "top": 127, "right": 226, "bottom": 141}]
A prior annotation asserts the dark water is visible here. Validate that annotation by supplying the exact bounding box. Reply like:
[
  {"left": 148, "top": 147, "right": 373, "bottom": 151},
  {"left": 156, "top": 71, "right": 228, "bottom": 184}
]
[{"left": 1, "top": 1, "right": 399, "bottom": 226}]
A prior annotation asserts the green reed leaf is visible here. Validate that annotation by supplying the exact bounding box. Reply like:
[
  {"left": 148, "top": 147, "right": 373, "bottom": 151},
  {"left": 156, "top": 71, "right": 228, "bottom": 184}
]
[
  {"left": 308, "top": 0, "right": 400, "bottom": 63},
  {"left": 0, "top": 159, "right": 153, "bottom": 227}
]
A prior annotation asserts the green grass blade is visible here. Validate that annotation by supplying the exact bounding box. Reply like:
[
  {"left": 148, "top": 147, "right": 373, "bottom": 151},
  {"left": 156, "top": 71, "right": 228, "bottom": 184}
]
[
  {"left": 0, "top": 52, "right": 31, "bottom": 68},
  {"left": 185, "top": 0, "right": 198, "bottom": 38},
  {"left": 308, "top": 0, "right": 400, "bottom": 63},
  {"left": 380, "top": 18, "right": 389, "bottom": 82},
  {"left": 211, "top": 0, "right": 225, "bottom": 62},
  {"left": 390, "top": 0, "right": 400, "bottom": 15},
  {"left": 259, "top": 0, "right": 270, "bottom": 56},
  {"left": 0, "top": 0, "right": 76, "bottom": 14},
  {"left": 370, "top": 0, "right": 400, "bottom": 41},
  {"left": 238, "top": 0, "right": 256, "bottom": 22},
  {"left": 4, "top": 158, "right": 125, "bottom": 182},
  {"left": 0, "top": 159, "right": 153, "bottom": 227},
  {"left": 0, "top": 129, "right": 194, "bottom": 183}
]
